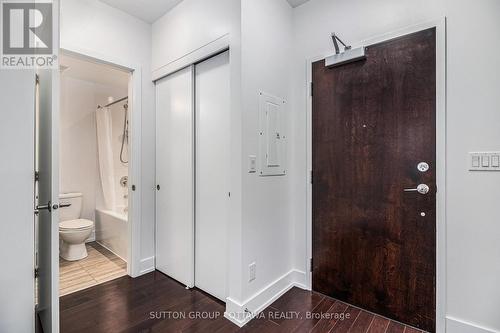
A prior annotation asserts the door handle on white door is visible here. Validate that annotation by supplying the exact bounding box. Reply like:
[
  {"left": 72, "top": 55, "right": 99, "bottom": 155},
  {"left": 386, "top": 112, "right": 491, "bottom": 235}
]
[
  {"left": 404, "top": 184, "right": 430, "bottom": 195},
  {"left": 35, "top": 201, "right": 72, "bottom": 214}
]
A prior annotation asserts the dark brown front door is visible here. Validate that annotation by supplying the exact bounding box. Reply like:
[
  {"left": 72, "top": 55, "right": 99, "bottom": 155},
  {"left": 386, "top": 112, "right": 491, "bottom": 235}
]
[{"left": 312, "top": 28, "right": 436, "bottom": 332}]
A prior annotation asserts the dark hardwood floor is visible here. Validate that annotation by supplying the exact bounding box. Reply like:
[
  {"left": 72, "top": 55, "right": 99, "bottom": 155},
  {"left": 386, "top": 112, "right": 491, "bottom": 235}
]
[{"left": 60, "top": 271, "right": 426, "bottom": 333}]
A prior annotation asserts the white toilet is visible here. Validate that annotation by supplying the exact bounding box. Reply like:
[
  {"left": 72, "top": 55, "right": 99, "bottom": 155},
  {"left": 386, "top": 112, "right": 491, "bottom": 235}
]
[{"left": 59, "top": 193, "right": 94, "bottom": 261}]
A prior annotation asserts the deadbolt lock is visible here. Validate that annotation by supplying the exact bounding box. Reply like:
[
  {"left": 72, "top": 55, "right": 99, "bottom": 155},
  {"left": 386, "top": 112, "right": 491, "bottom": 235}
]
[{"left": 417, "top": 162, "right": 430, "bottom": 172}]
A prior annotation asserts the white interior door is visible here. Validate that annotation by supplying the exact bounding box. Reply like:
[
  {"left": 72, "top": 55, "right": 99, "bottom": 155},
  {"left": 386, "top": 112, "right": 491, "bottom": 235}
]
[
  {"left": 36, "top": 70, "right": 60, "bottom": 333},
  {"left": 194, "top": 51, "right": 230, "bottom": 301},
  {"left": 0, "top": 70, "right": 36, "bottom": 333},
  {"left": 155, "top": 66, "right": 194, "bottom": 287}
]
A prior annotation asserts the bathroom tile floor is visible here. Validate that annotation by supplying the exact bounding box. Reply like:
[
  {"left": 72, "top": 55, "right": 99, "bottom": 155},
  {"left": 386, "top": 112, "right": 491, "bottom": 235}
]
[{"left": 59, "top": 242, "right": 127, "bottom": 296}]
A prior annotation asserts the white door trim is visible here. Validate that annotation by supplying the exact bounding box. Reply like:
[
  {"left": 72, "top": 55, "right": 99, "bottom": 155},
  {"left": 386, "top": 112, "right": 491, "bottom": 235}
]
[
  {"left": 304, "top": 18, "right": 447, "bottom": 332},
  {"left": 59, "top": 46, "right": 143, "bottom": 278},
  {"left": 152, "top": 34, "right": 230, "bottom": 82}
]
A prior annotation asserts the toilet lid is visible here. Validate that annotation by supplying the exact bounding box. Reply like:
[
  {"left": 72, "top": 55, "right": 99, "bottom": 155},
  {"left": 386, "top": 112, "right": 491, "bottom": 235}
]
[{"left": 59, "top": 219, "right": 94, "bottom": 230}]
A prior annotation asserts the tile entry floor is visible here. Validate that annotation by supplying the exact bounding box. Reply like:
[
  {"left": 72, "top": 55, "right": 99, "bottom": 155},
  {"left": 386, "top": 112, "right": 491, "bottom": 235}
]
[{"left": 59, "top": 242, "right": 127, "bottom": 296}]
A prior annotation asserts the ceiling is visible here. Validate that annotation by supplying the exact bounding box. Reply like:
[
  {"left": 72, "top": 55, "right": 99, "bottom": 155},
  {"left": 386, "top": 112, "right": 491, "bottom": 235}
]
[
  {"left": 98, "top": 0, "right": 311, "bottom": 23},
  {"left": 60, "top": 54, "right": 130, "bottom": 90},
  {"left": 99, "top": 0, "right": 184, "bottom": 23},
  {"left": 287, "top": 0, "right": 311, "bottom": 8}
]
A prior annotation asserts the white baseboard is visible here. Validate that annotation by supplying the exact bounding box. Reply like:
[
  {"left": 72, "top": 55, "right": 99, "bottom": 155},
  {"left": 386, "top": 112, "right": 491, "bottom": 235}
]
[
  {"left": 224, "top": 269, "right": 307, "bottom": 327},
  {"left": 138, "top": 256, "right": 155, "bottom": 275},
  {"left": 447, "top": 317, "right": 499, "bottom": 333},
  {"left": 95, "top": 241, "right": 127, "bottom": 262}
]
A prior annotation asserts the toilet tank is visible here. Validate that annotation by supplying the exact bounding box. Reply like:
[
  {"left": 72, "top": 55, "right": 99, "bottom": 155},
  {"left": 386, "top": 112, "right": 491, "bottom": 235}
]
[{"left": 59, "top": 193, "right": 83, "bottom": 221}]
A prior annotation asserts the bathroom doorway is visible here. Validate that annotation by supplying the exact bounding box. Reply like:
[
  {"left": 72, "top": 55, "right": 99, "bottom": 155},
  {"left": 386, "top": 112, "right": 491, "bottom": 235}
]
[
  {"left": 56, "top": 52, "right": 133, "bottom": 296},
  {"left": 34, "top": 48, "right": 143, "bottom": 331}
]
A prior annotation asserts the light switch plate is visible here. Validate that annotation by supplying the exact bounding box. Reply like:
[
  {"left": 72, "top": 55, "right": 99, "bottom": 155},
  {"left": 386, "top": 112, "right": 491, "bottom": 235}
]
[
  {"left": 492, "top": 155, "right": 500, "bottom": 167},
  {"left": 248, "top": 155, "right": 257, "bottom": 173},
  {"left": 469, "top": 152, "right": 500, "bottom": 171}
]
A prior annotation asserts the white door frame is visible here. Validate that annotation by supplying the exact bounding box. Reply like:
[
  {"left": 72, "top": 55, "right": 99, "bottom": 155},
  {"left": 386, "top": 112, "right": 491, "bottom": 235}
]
[
  {"left": 58, "top": 47, "right": 143, "bottom": 278},
  {"left": 305, "top": 18, "right": 447, "bottom": 332}
]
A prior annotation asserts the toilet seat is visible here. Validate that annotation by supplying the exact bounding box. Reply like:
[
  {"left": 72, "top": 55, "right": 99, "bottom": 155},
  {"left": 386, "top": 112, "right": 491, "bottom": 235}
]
[{"left": 59, "top": 219, "right": 94, "bottom": 231}]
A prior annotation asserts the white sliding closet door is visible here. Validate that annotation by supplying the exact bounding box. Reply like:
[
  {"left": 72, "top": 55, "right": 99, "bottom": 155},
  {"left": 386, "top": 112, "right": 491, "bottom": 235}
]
[
  {"left": 195, "top": 51, "right": 230, "bottom": 301},
  {"left": 156, "top": 66, "right": 194, "bottom": 287}
]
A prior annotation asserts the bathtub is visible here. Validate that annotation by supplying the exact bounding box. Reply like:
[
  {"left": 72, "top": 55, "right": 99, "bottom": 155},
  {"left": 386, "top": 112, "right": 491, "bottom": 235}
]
[{"left": 95, "top": 207, "right": 128, "bottom": 261}]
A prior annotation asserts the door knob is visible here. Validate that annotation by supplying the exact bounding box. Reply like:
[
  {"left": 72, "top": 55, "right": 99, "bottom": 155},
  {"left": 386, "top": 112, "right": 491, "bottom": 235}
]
[
  {"left": 35, "top": 201, "right": 71, "bottom": 215},
  {"left": 404, "top": 184, "right": 430, "bottom": 195}
]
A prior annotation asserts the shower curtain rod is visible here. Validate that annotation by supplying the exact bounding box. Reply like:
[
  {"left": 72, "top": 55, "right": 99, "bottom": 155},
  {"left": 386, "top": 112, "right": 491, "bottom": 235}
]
[{"left": 98, "top": 96, "right": 128, "bottom": 109}]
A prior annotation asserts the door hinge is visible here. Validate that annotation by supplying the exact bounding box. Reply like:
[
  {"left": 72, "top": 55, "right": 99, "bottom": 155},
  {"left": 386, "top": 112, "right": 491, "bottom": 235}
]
[
  {"left": 310, "top": 258, "right": 313, "bottom": 272},
  {"left": 35, "top": 74, "right": 39, "bottom": 85},
  {"left": 310, "top": 170, "right": 313, "bottom": 185},
  {"left": 310, "top": 82, "right": 313, "bottom": 97},
  {"left": 34, "top": 171, "right": 40, "bottom": 182},
  {"left": 34, "top": 268, "right": 39, "bottom": 278}
]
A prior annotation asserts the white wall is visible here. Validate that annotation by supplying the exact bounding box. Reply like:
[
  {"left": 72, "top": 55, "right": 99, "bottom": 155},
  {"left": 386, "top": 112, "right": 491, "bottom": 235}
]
[
  {"left": 445, "top": 1, "right": 500, "bottom": 331},
  {"left": 291, "top": 0, "right": 500, "bottom": 332},
  {"left": 61, "top": 0, "right": 156, "bottom": 273},
  {"left": 59, "top": 75, "right": 127, "bottom": 238},
  {"left": 152, "top": 0, "right": 237, "bottom": 72},
  {"left": 240, "top": 0, "right": 296, "bottom": 302}
]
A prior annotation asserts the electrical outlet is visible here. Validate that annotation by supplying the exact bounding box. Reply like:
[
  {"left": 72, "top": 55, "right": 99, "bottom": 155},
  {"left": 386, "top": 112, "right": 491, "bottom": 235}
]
[{"left": 249, "top": 262, "right": 256, "bottom": 282}]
